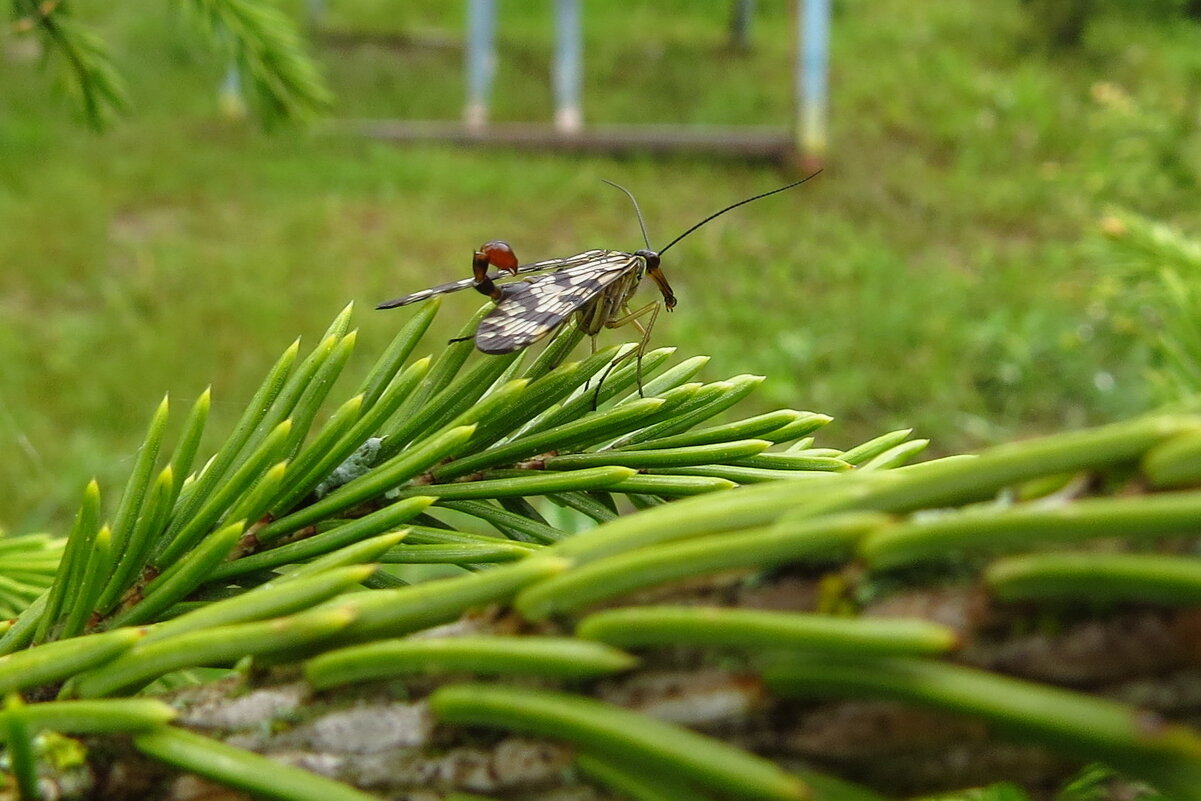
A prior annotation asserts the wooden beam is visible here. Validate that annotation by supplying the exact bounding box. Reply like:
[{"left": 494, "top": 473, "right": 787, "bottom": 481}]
[{"left": 334, "top": 120, "right": 798, "bottom": 163}]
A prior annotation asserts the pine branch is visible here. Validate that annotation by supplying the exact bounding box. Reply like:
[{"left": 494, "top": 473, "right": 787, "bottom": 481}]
[
  {"left": 180, "top": 0, "right": 332, "bottom": 125},
  {"left": 5, "top": 302, "right": 1201, "bottom": 800}
]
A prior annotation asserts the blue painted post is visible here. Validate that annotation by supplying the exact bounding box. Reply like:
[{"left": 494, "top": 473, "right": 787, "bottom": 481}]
[
  {"left": 795, "top": 0, "right": 830, "bottom": 159},
  {"left": 218, "top": 64, "right": 247, "bottom": 120},
  {"left": 729, "top": 0, "right": 755, "bottom": 51},
  {"left": 553, "top": 0, "right": 583, "bottom": 134},
  {"left": 464, "top": 0, "right": 498, "bottom": 131},
  {"left": 307, "top": 0, "right": 325, "bottom": 29}
]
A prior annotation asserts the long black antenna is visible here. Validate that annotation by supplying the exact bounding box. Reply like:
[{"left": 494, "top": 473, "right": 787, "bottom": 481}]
[
  {"left": 602, "top": 179, "right": 653, "bottom": 250},
  {"left": 658, "top": 168, "right": 822, "bottom": 257}
]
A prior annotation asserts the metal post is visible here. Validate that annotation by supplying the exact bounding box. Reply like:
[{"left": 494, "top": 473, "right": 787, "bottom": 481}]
[
  {"left": 464, "top": 0, "right": 497, "bottom": 131},
  {"left": 553, "top": 0, "right": 583, "bottom": 134},
  {"left": 728, "top": 0, "right": 755, "bottom": 51},
  {"left": 218, "top": 63, "right": 247, "bottom": 120},
  {"left": 307, "top": 0, "right": 325, "bottom": 29},
  {"left": 795, "top": 0, "right": 829, "bottom": 159}
]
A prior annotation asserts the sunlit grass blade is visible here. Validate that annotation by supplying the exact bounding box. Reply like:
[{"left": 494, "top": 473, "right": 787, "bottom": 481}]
[
  {"left": 146, "top": 565, "right": 373, "bottom": 643},
  {"left": 112, "top": 520, "right": 244, "bottom": 628},
  {"left": 108, "top": 394, "right": 170, "bottom": 562},
  {"left": 430, "top": 398, "right": 667, "bottom": 481},
  {"left": 577, "top": 606, "right": 958, "bottom": 656},
  {"left": 258, "top": 424, "right": 475, "bottom": 540},
  {"left": 75, "top": 608, "right": 355, "bottom": 697},
  {"left": 763, "top": 655, "right": 1201, "bottom": 800},
  {"left": 429, "top": 684, "right": 809, "bottom": 801},
  {"left": 986, "top": 552, "right": 1201, "bottom": 605},
  {"left": 37, "top": 479, "right": 102, "bottom": 643},
  {"left": 394, "top": 466, "right": 638, "bottom": 502},
  {"left": 517, "top": 513, "right": 885, "bottom": 620},
  {"left": 133, "top": 726, "right": 378, "bottom": 801},
  {"left": 306, "top": 636, "right": 637, "bottom": 689},
  {"left": 210, "top": 496, "right": 431, "bottom": 580},
  {"left": 438, "top": 500, "right": 567, "bottom": 544},
  {"left": 156, "top": 420, "right": 293, "bottom": 566},
  {"left": 356, "top": 297, "right": 438, "bottom": 408},
  {"left": 546, "top": 440, "right": 771, "bottom": 470}
]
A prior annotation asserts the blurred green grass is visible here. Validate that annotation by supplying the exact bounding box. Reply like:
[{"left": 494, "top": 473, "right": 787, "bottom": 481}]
[{"left": 1, "top": 1, "right": 1198, "bottom": 532}]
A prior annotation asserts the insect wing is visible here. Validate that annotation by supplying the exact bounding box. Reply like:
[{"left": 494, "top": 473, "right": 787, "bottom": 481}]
[
  {"left": 375, "top": 250, "right": 611, "bottom": 309},
  {"left": 474, "top": 251, "right": 641, "bottom": 354}
]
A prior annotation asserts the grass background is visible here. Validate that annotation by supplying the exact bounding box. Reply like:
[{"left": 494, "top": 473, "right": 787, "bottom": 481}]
[{"left": 1, "top": 0, "right": 1199, "bottom": 533}]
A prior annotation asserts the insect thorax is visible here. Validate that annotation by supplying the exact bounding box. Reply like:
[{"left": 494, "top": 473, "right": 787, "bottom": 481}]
[{"left": 575, "top": 253, "right": 647, "bottom": 336}]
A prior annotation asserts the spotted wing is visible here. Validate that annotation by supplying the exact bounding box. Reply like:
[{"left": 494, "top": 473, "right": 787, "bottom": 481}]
[
  {"left": 474, "top": 251, "right": 641, "bottom": 354},
  {"left": 375, "top": 249, "right": 611, "bottom": 309}
]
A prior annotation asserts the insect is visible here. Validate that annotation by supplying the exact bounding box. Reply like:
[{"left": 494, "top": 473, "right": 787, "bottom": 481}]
[{"left": 376, "top": 171, "right": 821, "bottom": 384}]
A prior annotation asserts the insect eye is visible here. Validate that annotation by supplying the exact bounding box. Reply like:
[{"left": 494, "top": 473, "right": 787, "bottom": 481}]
[
  {"left": 635, "top": 249, "right": 660, "bottom": 269},
  {"left": 480, "top": 240, "right": 519, "bottom": 271}
]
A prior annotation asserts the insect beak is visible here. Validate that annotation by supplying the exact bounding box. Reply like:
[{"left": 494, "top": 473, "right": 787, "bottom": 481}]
[{"left": 647, "top": 266, "right": 677, "bottom": 311}]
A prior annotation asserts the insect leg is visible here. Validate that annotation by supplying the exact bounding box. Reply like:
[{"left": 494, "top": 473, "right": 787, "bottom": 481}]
[{"left": 590, "top": 301, "right": 662, "bottom": 406}]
